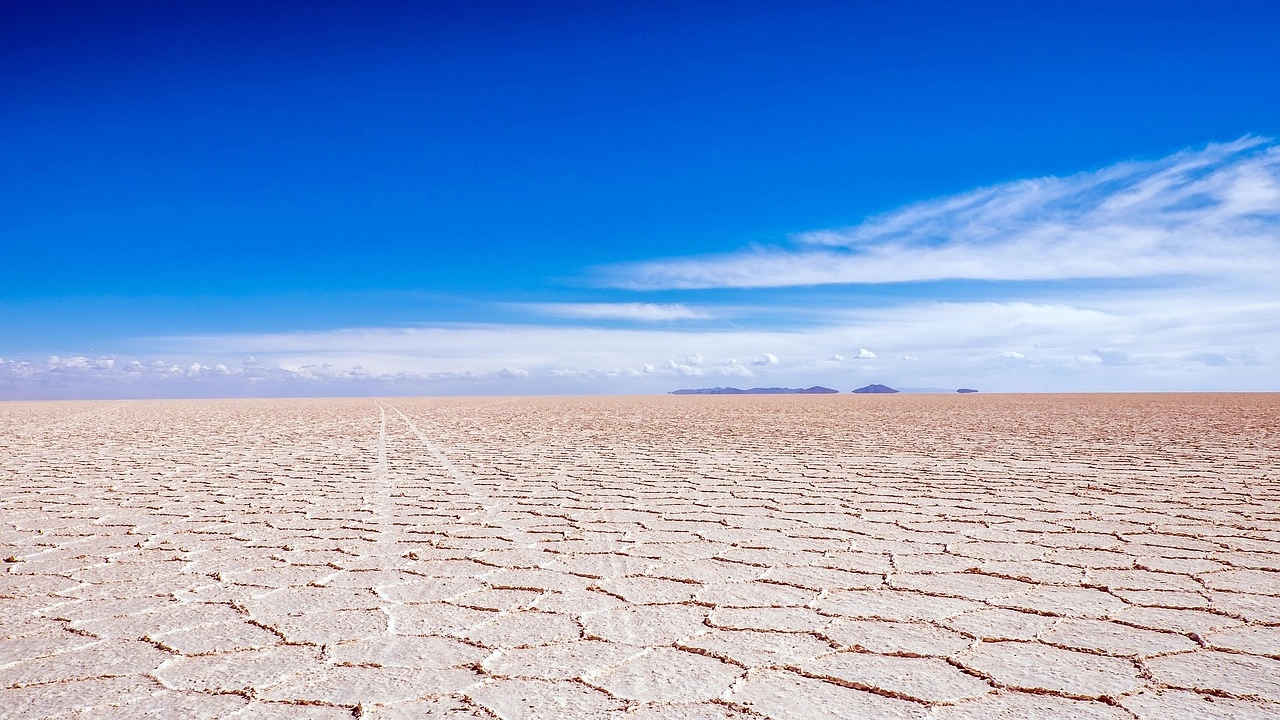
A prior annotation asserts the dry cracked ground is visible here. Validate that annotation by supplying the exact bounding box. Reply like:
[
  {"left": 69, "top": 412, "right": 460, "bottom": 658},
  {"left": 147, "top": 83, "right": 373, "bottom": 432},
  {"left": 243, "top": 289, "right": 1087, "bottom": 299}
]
[{"left": 1, "top": 394, "right": 1279, "bottom": 719}]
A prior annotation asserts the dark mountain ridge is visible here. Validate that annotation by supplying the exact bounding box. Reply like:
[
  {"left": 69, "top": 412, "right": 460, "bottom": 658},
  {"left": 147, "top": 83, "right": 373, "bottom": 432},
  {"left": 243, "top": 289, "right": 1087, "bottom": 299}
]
[{"left": 851, "top": 384, "right": 899, "bottom": 394}]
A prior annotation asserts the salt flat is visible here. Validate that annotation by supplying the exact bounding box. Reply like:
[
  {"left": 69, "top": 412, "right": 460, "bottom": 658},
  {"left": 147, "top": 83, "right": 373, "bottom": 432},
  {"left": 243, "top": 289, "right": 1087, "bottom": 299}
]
[{"left": 1, "top": 394, "right": 1278, "bottom": 719}]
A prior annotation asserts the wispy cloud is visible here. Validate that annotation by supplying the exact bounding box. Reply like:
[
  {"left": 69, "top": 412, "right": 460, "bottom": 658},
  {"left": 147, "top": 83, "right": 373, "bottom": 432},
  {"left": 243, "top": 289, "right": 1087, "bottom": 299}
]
[
  {"left": 607, "top": 138, "right": 1280, "bottom": 289},
  {"left": 5, "top": 140, "right": 1278, "bottom": 398},
  {"left": 5, "top": 281, "right": 1276, "bottom": 397},
  {"left": 521, "top": 302, "right": 715, "bottom": 321}
]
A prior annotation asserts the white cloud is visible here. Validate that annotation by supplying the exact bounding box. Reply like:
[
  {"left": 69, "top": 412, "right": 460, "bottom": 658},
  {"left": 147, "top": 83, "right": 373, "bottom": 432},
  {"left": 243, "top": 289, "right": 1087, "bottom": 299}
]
[
  {"left": 6, "top": 140, "right": 1280, "bottom": 398},
  {"left": 1089, "top": 348, "right": 1133, "bottom": 366},
  {"left": 157, "top": 296, "right": 1275, "bottom": 381},
  {"left": 714, "top": 360, "right": 755, "bottom": 378},
  {"left": 549, "top": 367, "right": 642, "bottom": 379},
  {"left": 4, "top": 288, "right": 1280, "bottom": 398},
  {"left": 607, "top": 138, "right": 1280, "bottom": 289},
  {"left": 45, "top": 355, "right": 116, "bottom": 372},
  {"left": 664, "top": 359, "right": 701, "bottom": 376},
  {"left": 523, "top": 302, "right": 714, "bottom": 321}
]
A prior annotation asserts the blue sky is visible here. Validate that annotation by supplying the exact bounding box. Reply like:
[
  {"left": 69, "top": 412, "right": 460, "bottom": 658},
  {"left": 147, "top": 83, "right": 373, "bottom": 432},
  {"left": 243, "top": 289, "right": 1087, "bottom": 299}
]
[{"left": 3, "top": 1, "right": 1279, "bottom": 397}]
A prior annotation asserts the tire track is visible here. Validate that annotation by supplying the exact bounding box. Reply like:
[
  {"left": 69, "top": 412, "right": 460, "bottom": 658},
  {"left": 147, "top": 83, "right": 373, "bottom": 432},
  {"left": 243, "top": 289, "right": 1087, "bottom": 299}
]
[
  {"left": 380, "top": 400, "right": 537, "bottom": 549},
  {"left": 368, "top": 400, "right": 401, "bottom": 635}
]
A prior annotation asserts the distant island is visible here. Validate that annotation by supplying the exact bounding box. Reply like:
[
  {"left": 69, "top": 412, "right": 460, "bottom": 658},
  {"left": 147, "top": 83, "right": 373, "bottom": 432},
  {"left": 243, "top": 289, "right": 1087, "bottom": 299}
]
[
  {"left": 669, "top": 386, "right": 840, "bottom": 395},
  {"left": 957, "top": 388, "right": 979, "bottom": 393},
  {"left": 851, "top": 384, "right": 899, "bottom": 394}
]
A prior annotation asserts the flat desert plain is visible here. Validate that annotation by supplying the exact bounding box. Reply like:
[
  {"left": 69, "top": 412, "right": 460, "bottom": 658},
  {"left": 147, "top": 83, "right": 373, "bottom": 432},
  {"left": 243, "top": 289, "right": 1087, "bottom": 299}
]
[{"left": 2, "top": 394, "right": 1279, "bottom": 719}]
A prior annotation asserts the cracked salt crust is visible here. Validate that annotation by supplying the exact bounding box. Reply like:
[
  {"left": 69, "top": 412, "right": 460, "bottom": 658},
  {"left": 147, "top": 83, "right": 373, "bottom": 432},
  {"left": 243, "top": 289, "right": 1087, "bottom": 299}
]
[{"left": 2, "top": 393, "right": 1279, "bottom": 718}]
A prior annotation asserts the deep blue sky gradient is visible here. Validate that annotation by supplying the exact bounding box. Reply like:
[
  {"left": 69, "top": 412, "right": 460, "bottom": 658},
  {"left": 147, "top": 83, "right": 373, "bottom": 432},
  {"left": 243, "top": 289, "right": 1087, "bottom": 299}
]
[{"left": 4, "top": 0, "right": 1280, "bottom": 354}]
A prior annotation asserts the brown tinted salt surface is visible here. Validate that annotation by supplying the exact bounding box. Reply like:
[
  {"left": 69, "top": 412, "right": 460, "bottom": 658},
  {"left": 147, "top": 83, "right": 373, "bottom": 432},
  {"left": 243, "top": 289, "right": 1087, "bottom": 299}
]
[{"left": 1, "top": 394, "right": 1278, "bottom": 719}]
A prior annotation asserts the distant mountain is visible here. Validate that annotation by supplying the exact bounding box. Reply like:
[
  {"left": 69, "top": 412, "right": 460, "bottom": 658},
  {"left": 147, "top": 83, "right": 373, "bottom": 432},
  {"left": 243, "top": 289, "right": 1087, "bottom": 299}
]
[
  {"left": 956, "top": 388, "right": 979, "bottom": 393},
  {"left": 669, "top": 386, "right": 840, "bottom": 395},
  {"left": 851, "top": 384, "right": 899, "bottom": 394}
]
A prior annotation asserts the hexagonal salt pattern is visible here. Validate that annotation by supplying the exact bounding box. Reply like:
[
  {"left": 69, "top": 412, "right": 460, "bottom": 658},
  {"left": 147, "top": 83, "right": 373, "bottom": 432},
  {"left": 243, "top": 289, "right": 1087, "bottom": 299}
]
[{"left": 1, "top": 394, "right": 1278, "bottom": 718}]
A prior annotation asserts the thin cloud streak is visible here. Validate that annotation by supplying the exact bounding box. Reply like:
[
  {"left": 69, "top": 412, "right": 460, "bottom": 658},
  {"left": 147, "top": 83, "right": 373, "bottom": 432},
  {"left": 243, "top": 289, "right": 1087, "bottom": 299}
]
[
  {"left": 5, "top": 140, "right": 1278, "bottom": 397},
  {"left": 520, "top": 302, "right": 715, "bottom": 321},
  {"left": 608, "top": 138, "right": 1280, "bottom": 289},
  {"left": 5, "top": 282, "right": 1276, "bottom": 397}
]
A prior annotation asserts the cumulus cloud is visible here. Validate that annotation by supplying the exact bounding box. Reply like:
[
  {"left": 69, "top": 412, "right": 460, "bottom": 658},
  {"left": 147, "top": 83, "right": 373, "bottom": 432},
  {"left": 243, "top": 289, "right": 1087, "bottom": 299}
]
[
  {"left": 0, "top": 352, "right": 525, "bottom": 400},
  {"left": 7, "top": 140, "right": 1280, "bottom": 398},
  {"left": 46, "top": 355, "right": 116, "bottom": 371},
  {"left": 664, "top": 359, "right": 700, "bottom": 376},
  {"left": 4, "top": 289, "right": 1279, "bottom": 398},
  {"left": 715, "top": 359, "right": 755, "bottom": 377},
  {"left": 607, "top": 138, "right": 1280, "bottom": 289},
  {"left": 165, "top": 297, "right": 1270, "bottom": 383},
  {"left": 523, "top": 302, "right": 713, "bottom": 321}
]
